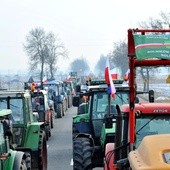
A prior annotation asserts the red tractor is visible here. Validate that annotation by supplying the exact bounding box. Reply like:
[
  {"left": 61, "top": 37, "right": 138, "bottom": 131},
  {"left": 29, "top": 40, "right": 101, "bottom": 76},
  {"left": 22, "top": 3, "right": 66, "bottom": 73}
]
[{"left": 104, "top": 29, "right": 170, "bottom": 170}]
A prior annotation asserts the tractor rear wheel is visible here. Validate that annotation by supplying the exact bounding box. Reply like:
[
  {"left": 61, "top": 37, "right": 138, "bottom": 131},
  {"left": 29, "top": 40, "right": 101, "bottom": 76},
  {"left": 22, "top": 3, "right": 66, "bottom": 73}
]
[
  {"left": 56, "top": 103, "right": 62, "bottom": 118},
  {"left": 45, "top": 126, "right": 49, "bottom": 141},
  {"left": 50, "top": 110, "right": 54, "bottom": 129},
  {"left": 62, "top": 102, "right": 65, "bottom": 116},
  {"left": 38, "top": 130, "right": 47, "bottom": 170},
  {"left": 73, "top": 137, "right": 93, "bottom": 170}
]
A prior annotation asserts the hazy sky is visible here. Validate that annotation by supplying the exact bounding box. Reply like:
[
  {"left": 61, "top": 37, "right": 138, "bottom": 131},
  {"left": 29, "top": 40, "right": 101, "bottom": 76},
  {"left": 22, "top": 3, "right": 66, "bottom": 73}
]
[{"left": 0, "top": 0, "right": 170, "bottom": 74}]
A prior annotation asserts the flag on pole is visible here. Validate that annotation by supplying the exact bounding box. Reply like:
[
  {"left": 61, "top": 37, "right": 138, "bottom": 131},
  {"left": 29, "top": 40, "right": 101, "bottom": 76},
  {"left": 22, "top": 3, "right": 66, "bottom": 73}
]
[
  {"left": 104, "top": 58, "right": 116, "bottom": 99},
  {"left": 67, "top": 75, "right": 72, "bottom": 81}
]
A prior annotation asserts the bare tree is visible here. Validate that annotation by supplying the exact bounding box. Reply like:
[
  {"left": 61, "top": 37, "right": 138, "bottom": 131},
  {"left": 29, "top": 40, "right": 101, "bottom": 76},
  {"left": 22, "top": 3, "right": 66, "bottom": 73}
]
[
  {"left": 24, "top": 27, "right": 68, "bottom": 82},
  {"left": 138, "top": 11, "right": 170, "bottom": 29},
  {"left": 109, "top": 40, "right": 128, "bottom": 77},
  {"left": 24, "top": 27, "right": 47, "bottom": 84},
  {"left": 45, "top": 32, "right": 68, "bottom": 80}
]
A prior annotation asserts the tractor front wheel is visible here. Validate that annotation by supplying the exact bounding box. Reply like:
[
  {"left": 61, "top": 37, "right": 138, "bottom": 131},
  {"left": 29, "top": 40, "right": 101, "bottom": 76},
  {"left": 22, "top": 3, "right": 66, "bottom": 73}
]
[
  {"left": 56, "top": 103, "right": 62, "bottom": 118},
  {"left": 73, "top": 137, "right": 93, "bottom": 170},
  {"left": 45, "top": 126, "right": 49, "bottom": 141},
  {"left": 50, "top": 110, "right": 54, "bottom": 128}
]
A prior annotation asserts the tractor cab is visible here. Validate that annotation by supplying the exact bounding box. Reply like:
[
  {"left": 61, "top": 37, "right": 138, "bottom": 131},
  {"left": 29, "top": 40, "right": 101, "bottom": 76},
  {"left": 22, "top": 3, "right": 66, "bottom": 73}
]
[
  {"left": 0, "top": 90, "right": 47, "bottom": 169},
  {"left": 72, "top": 79, "right": 130, "bottom": 168},
  {"left": 43, "top": 80, "right": 66, "bottom": 118}
]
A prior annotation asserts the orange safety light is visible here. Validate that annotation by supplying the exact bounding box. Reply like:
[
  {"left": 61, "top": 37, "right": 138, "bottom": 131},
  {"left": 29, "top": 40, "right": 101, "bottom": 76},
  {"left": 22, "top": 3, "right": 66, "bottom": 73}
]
[{"left": 30, "top": 82, "right": 35, "bottom": 92}]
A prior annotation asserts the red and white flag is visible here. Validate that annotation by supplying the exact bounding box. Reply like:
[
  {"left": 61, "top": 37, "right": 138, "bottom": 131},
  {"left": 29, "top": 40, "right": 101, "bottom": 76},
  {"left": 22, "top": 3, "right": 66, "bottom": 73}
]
[
  {"left": 104, "top": 58, "right": 116, "bottom": 99},
  {"left": 67, "top": 75, "right": 72, "bottom": 81}
]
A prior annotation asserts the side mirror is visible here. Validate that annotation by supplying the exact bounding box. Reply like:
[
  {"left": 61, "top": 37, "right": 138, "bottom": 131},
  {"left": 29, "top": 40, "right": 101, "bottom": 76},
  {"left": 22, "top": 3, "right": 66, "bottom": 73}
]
[
  {"left": 72, "top": 96, "right": 80, "bottom": 107},
  {"left": 76, "top": 85, "right": 81, "bottom": 93},
  {"left": 149, "top": 90, "right": 154, "bottom": 103}
]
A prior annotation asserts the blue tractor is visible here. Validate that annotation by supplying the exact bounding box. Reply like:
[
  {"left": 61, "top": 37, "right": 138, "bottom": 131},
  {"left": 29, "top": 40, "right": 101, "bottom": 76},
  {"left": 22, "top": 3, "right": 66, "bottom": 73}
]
[{"left": 43, "top": 80, "right": 66, "bottom": 118}]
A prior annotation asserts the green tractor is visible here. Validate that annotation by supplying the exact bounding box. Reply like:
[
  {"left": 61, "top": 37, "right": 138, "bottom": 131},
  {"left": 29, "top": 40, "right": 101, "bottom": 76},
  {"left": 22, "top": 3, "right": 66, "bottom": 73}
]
[
  {"left": 0, "top": 90, "right": 47, "bottom": 170},
  {"left": 0, "top": 109, "right": 31, "bottom": 170},
  {"left": 72, "top": 79, "right": 129, "bottom": 169},
  {"left": 63, "top": 80, "right": 74, "bottom": 108},
  {"left": 31, "top": 89, "right": 53, "bottom": 141}
]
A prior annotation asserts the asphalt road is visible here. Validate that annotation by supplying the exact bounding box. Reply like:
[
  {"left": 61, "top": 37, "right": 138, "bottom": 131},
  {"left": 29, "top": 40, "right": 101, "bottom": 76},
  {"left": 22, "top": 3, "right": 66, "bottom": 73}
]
[
  {"left": 47, "top": 106, "right": 76, "bottom": 170},
  {"left": 47, "top": 106, "right": 102, "bottom": 170}
]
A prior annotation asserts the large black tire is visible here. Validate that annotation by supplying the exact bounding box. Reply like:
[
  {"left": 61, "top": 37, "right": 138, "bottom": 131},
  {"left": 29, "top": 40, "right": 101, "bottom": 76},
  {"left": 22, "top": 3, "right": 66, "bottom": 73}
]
[
  {"left": 45, "top": 126, "right": 49, "bottom": 141},
  {"left": 38, "top": 130, "right": 47, "bottom": 170},
  {"left": 73, "top": 137, "right": 93, "bottom": 170},
  {"left": 56, "top": 103, "right": 62, "bottom": 118},
  {"left": 50, "top": 111, "right": 54, "bottom": 129},
  {"left": 62, "top": 102, "right": 65, "bottom": 116},
  {"left": 48, "top": 125, "right": 51, "bottom": 138},
  {"left": 66, "top": 98, "right": 68, "bottom": 111}
]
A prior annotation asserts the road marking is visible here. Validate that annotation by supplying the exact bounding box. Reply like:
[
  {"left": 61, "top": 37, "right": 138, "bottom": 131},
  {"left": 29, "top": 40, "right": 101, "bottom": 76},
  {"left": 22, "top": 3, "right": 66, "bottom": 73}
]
[{"left": 70, "top": 159, "right": 73, "bottom": 166}]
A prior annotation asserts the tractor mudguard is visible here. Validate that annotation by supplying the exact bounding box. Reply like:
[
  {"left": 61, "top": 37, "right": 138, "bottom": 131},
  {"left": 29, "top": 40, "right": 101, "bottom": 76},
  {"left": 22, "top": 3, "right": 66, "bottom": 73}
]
[
  {"left": 4, "top": 150, "right": 27, "bottom": 170},
  {"left": 73, "top": 114, "right": 91, "bottom": 134},
  {"left": 73, "top": 113, "right": 89, "bottom": 123},
  {"left": 3, "top": 150, "right": 17, "bottom": 170},
  {"left": 23, "top": 123, "right": 44, "bottom": 150},
  {"left": 13, "top": 151, "right": 26, "bottom": 170}
]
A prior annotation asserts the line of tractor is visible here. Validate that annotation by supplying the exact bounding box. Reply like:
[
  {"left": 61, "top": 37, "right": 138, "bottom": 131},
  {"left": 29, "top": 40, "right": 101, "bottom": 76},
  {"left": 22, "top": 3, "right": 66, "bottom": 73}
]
[
  {"left": 71, "top": 28, "right": 170, "bottom": 170},
  {"left": 0, "top": 76, "right": 77, "bottom": 169}
]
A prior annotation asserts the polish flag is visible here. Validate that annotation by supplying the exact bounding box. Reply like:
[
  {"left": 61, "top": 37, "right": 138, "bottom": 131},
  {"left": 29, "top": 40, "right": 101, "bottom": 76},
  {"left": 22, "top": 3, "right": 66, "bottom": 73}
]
[
  {"left": 67, "top": 75, "right": 72, "bottom": 81},
  {"left": 104, "top": 58, "right": 116, "bottom": 99}
]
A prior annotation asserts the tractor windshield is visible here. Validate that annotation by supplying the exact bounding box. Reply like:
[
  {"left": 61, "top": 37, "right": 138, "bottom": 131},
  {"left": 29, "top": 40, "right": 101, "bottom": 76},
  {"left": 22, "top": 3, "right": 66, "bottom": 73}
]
[
  {"left": 135, "top": 115, "right": 170, "bottom": 148},
  {"left": 92, "top": 91, "right": 129, "bottom": 119},
  {"left": 0, "top": 98, "right": 24, "bottom": 124}
]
